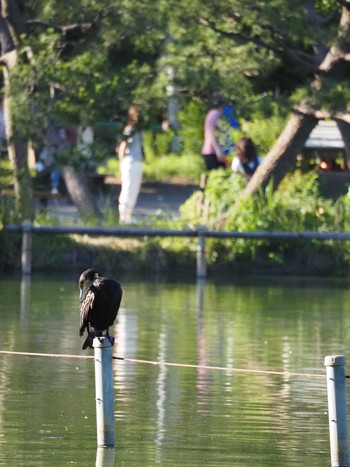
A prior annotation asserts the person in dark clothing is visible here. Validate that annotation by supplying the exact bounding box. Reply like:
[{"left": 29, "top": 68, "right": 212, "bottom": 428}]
[{"left": 231, "top": 137, "right": 262, "bottom": 180}]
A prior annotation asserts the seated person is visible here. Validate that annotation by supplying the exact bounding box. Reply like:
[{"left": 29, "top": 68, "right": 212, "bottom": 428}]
[{"left": 231, "top": 137, "right": 262, "bottom": 180}]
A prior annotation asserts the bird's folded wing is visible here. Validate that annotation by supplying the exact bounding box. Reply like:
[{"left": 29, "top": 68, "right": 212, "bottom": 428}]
[{"left": 79, "top": 290, "right": 95, "bottom": 336}]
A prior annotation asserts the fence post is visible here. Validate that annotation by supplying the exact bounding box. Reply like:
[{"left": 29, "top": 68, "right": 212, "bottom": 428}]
[
  {"left": 324, "top": 355, "right": 350, "bottom": 467},
  {"left": 21, "top": 221, "right": 32, "bottom": 275},
  {"left": 196, "top": 225, "right": 207, "bottom": 279},
  {"left": 93, "top": 336, "right": 115, "bottom": 448}
]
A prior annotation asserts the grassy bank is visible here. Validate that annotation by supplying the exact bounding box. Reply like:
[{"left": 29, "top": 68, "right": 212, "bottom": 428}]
[{"left": 1, "top": 230, "right": 350, "bottom": 278}]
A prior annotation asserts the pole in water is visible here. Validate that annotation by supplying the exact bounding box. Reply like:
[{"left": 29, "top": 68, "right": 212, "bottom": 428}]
[
  {"left": 93, "top": 336, "right": 115, "bottom": 448},
  {"left": 324, "top": 355, "right": 350, "bottom": 467}
]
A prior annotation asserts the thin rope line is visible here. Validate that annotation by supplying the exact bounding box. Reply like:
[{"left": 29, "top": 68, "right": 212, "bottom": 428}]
[
  {"left": 0, "top": 349, "right": 326, "bottom": 379},
  {"left": 114, "top": 356, "right": 325, "bottom": 378},
  {"left": 0, "top": 350, "right": 94, "bottom": 359}
]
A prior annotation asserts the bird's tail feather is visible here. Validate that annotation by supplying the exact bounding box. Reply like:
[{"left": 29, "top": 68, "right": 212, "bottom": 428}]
[{"left": 82, "top": 333, "right": 94, "bottom": 350}]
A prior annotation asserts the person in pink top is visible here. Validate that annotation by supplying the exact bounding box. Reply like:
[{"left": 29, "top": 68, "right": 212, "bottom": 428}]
[{"left": 201, "top": 98, "right": 228, "bottom": 170}]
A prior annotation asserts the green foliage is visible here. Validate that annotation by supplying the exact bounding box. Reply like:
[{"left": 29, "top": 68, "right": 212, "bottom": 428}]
[
  {"left": 237, "top": 99, "right": 290, "bottom": 155},
  {"left": 7, "top": 0, "right": 350, "bottom": 144},
  {"left": 6, "top": 0, "right": 349, "bottom": 177},
  {"left": 235, "top": 171, "right": 336, "bottom": 232},
  {"left": 142, "top": 129, "right": 172, "bottom": 158},
  {"left": 180, "top": 170, "right": 350, "bottom": 272},
  {"left": 9, "top": 34, "right": 59, "bottom": 142},
  {"left": 229, "top": 172, "right": 337, "bottom": 233},
  {"left": 0, "top": 196, "right": 21, "bottom": 228},
  {"left": 180, "top": 170, "right": 245, "bottom": 227},
  {"left": 101, "top": 150, "right": 203, "bottom": 184},
  {"left": 143, "top": 153, "right": 203, "bottom": 183},
  {"left": 292, "top": 78, "right": 350, "bottom": 114},
  {"left": 0, "top": 159, "right": 13, "bottom": 187},
  {"left": 0, "top": 160, "right": 21, "bottom": 225},
  {"left": 334, "top": 194, "right": 350, "bottom": 233},
  {"left": 8, "top": 1, "right": 173, "bottom": 149},
  {"left": 181, "top": 170, "right": 245, "bottom": 222},
  {"left": 31, "top": 234, "right": 77, "bottom": 270},
  {"left": 177, "top": 100, "right": 206, "bottom": 155},
  {"left": 0, "top": 233, "right": 21, "bottom": 272},
  {"left": 315, "top": 0, "right": 338, "bottom": 15}
]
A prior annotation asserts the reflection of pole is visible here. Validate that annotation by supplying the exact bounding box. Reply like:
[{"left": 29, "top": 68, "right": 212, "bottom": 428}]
[
  {"left": 324, "top": 355, "right": 350, "bottom": 466},
  {"left": 20, "top": 275, "right": 31, "bottom": 318},
  {"left": 21, "top": 221, "right": 32, "bottom": 275},
  {"left": 196, "top": 226, "right": 207, "bottom": 279},
  {"left": 155, "top": 330, "right": 167, "bottom": 464},
  {"left": 196, "top": 279, "right": 205, "bottom": 316},
  {"left": 93, "top": 337, "right": 115, "bottom": 448},
  {"left": 95, "top": 447, "right": 115, "bottom": 467}
]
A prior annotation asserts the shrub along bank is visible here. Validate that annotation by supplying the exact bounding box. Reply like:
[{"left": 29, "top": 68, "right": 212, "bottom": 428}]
[
  {"left": 2, "top": 169, "right": 350, "bottom": 278},
  {"left": 2, "top": 229, "right": 350, "bottom": 278}
]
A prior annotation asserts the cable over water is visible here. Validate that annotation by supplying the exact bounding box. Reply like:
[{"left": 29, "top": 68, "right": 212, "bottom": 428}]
[{"left": 0, "top": 349, "right": 326, "bottom": 379}]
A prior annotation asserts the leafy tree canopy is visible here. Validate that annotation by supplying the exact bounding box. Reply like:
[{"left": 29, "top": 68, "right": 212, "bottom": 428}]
[
  {"left": 4, "top": 1, "right": 350, "bottom": 146},
  {"left": 163, "top": 0, "right": 350, "bottom": 115},
  {"left": 8, "top": 0, "right": 173, "bottom": 139}
]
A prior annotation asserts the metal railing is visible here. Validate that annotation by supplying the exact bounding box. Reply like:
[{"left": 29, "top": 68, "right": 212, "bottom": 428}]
[{"left": 2, "top": 222, "right": 350, "bottom": 276}]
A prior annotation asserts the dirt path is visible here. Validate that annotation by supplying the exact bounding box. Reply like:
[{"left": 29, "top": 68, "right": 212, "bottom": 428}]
[
  {"left": 44, "top": 181, "right": 198, "bottom": 222},
  {"left": 134, "top": 182, "right": 198, "bottom": 219}
]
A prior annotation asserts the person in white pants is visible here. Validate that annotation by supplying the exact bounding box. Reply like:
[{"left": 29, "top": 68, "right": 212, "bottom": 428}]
[{"left": 117, "top": 105, "right": 143, "bottom": 223}]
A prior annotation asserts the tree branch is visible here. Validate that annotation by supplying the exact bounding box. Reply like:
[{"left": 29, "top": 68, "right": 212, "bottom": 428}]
[
  {"left": 198, "top": 15, "right": 318, "bottom": 71},
  {"left": 27, "top": 19, "right": 94, "bottom": 35},
  {"left": 319, "top": 4, "right": 350, "bottom": 72},
  {"left": 0, "top": 15, "right": 15, "bottom": 54},
  {"left": 26, "top": 5, "right": 114, "bottom": 37}
]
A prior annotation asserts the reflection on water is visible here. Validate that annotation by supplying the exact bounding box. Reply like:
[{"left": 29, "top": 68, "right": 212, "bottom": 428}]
[
  {"left": 95, "top": 447, "right": 115, "bottom": 467},
  {"left": 20, "top": 275, "right": 31, "bottom": 319},
  {"left": 1, "top": 274, "right": 350, "bottom": 465},
  {"left": 155, "top": 330, "right": 167, "bottom": 461}
]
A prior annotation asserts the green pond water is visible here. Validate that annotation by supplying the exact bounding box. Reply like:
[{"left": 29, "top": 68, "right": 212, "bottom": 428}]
[{"left": 0, "top": 274, "right": 350, "bottom": 466}]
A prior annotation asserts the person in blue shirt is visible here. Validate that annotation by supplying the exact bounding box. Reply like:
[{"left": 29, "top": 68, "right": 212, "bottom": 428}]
[{"left": 221, "top": 105, "right": 240, "bottom": 157}]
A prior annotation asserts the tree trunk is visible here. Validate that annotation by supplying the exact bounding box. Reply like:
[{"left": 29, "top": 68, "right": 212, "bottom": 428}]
[
  {"left": 242, "top": 106, "right": 318, "bottom": 199},
  {"left": 62, "top": 166, "right": 102, "bottom": 220},
  {"left": 1, "top": 0, "right": 33, "bottom": 221},
  {"left": 3, "top": 67, "right": 34, "bottom": 221}
]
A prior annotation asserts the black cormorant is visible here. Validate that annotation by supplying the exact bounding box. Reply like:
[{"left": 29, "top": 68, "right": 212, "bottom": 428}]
[{"left": 79, "top": 268, "right": 123, "bottom": 350}]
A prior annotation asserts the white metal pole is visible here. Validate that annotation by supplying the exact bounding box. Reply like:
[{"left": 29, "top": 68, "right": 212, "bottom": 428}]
[
  {"left": 93, "top": 337, "right": 115, "bottom": 448},
  {"left": 325, "top": 355, "right": 350, "bottom": 467}
]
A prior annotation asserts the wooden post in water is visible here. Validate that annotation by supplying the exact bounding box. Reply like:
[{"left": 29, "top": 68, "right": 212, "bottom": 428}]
[
  {"left": 21, "top": 221, "right": 32, "bottom": 275},
  {"left": 93, "top": 336, "right": 115, "bottom": 448},
  {"left": 196, "top": 226, "right": 207, "bottom": 279},
  {"left": 324, "top": 355, "right": 350, "bottom": 467}
]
